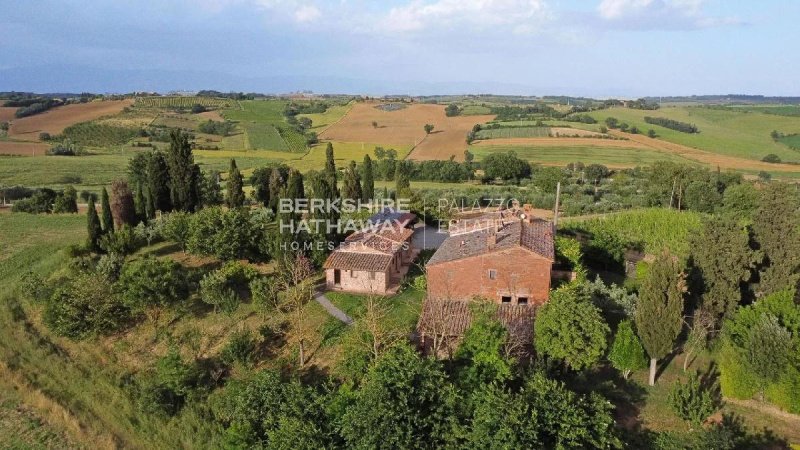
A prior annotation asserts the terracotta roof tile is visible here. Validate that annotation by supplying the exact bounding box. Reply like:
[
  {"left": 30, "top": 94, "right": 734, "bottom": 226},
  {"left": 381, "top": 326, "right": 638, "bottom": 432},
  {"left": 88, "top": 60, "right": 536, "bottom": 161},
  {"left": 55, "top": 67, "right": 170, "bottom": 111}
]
[
  {"left": 416, "top": 299, "right": 537, "bottom": 342},
  {"left": 428, "top": 219, "right": 554, "bottom": 266},
  {"left": 322, "top": 251, "right": 393, "bottom": 271}
]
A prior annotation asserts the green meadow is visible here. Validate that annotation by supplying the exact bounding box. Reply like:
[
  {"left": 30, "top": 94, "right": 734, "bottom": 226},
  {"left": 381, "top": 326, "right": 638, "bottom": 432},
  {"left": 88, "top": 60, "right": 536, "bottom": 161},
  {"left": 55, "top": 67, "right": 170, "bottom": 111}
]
[{"left": 469, "top": 144, "right": 695, "bottom": 167}]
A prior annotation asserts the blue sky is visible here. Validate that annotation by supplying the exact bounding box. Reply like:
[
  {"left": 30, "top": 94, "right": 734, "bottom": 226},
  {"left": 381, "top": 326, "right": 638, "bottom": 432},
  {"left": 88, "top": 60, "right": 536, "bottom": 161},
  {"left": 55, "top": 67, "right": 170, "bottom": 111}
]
[{"left": 0, "top": 0, "right": 797, "bottom": 96}]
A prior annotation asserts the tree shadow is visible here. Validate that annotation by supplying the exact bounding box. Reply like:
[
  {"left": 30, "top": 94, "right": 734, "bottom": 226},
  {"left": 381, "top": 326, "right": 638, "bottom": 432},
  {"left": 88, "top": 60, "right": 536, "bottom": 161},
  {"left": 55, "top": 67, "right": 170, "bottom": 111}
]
[{"left": 655, "top": 348, "right": 681, "bottom": 381}]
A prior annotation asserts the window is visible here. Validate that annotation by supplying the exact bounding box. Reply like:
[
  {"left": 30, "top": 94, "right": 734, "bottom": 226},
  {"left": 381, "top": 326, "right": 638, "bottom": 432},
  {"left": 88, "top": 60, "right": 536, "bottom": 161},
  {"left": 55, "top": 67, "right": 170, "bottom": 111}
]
[
  {"left": 350, "top": 270, "right": 356, "bottom": 278},
  {"left": 370, "top": 271, "right": 376, "bottom": 280},
  {"left": 517, "top": 297, "right": 529, "bottom": 305},
  {"left": 488, "top": 269, "right": 497, "bottom": 280},
  {"left": 501, "top": 296, "right": 512, "bottom": 303}
]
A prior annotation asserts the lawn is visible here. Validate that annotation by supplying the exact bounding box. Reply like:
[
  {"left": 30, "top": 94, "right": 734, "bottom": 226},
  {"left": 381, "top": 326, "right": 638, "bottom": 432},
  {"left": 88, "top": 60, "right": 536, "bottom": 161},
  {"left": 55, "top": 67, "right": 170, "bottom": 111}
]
[
  {"left": 469, "top": 144, "right": 695, "bottom": 167},
  {"left": 325, "top": 286, "right": 425, "bottom": 331},
  {"left": 587, "top": 106, "right": 800, "bottom": 162}
]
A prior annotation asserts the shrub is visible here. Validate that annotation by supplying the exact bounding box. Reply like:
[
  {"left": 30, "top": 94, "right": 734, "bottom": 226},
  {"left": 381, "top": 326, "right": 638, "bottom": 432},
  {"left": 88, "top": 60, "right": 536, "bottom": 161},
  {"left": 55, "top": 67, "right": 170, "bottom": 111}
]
[
  {"left": 96, "top": 252, "right": 125, "bottom": 281},
  {"left": 43, "top": 272, "right": 131, "bottom": 339},
  {"left": 761, "top": 154, "right": 782, "bottom": 163},
  {"left": 669, "top": 372, "right": 721, "bottom": 427},
  {"left": 11, "top": 189, "right": 56, "bottom": 213},
  {"left": 608, "top": 320, "right": 647, "bottom": 379},
  {"left": 19, "top": 271, "right": 53, "bottom": 303},
  {"left": 116, "top": 257, "right": 188, "bottom": 312},
  {"left": 220, "top": 329, "right": 257, "bottom": 366},
  {"left": 250, "top": 276, "right": 278, "bottom": 309},
  {"left": 199, "top": 262, "right": 257, "bottom": 313},
  {"left": 99, "top": 225, "right": 142, "bottom": 255}
]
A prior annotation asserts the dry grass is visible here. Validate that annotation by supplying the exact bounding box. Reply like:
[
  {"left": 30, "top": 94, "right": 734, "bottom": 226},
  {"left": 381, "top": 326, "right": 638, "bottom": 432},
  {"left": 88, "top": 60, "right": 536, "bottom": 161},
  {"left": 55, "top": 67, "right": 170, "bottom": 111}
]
[
  {"left": 8, "top": 100, "right": 134, "bottom": 141},
  {"left": 609, "top": 130, "right": 800, "bottom": 172},
  {"left": 0, "top": 107, "right": 17, "bottom": 122},
  {"left": 322, "top": 102, "right": 493, "bottom": 161},
  {"left": 0, "top": 141, "right": 49, "bottom": 156},
  {"left": 472, "top": 137, "right": 648, "bottom": 148},
  {"left": 549, "top": 127, "right": 605, "bottom": 137}
]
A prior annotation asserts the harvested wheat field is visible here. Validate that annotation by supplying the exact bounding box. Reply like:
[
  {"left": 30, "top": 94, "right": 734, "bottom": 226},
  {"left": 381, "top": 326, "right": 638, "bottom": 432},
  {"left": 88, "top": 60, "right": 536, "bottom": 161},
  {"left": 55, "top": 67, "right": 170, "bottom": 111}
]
[
  {"left": 8, "top": 99, "right": 133, "bottom": 141},
  {"left": 322, "top": 102, "right": 493, "bottom": 160},
  {"left": 609, "top": 130, "right": 800, "bottom": 172},
  {"left": 197, "top": 110, "right": 225, "bottom": 121},
  {"left": 473, "top": 137, "right": 650, "bottom": 149},
  {"left": 0, "top": 142, "right": 48, "bottom": 156},
  {"left": 0, "top": 107, "right": 18, "bottom": 122}
]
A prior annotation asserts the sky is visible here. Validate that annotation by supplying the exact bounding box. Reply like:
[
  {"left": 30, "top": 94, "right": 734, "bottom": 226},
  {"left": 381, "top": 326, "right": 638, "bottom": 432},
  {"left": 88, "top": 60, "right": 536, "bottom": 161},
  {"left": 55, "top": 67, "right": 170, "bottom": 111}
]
[{"left": 0, "top": 0, "right": 798, "bottom": 97}]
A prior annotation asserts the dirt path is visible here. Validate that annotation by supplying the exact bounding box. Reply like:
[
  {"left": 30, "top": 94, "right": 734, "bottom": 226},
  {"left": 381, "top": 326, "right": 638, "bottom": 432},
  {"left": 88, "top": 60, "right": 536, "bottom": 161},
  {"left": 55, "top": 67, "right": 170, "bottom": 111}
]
[
  {"left": 314, "top": 289, "right": 354, "bottom": 325},
  {"left": 609, "top": 130, "right": 800, "bottom": 172}
]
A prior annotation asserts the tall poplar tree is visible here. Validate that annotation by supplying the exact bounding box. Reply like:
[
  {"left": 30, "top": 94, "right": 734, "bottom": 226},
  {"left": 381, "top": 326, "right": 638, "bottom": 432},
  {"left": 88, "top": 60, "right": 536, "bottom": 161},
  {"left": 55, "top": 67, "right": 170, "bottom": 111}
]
[{"left": 635, "top": 251, "right": 686, "bottom": 385}]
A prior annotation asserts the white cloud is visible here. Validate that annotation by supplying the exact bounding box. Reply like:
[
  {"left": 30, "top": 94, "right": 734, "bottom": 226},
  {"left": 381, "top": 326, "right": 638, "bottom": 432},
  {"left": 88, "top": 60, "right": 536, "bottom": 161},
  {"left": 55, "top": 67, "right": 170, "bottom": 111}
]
[
  {"left": 380, "top": 0, "right": 551, "bottom": 34},
  {"left": 596, "top": 0, "right": 739, "bottom": 29},
  {"left": 294, "top": 4, "right": 321, "bottom": 23}
]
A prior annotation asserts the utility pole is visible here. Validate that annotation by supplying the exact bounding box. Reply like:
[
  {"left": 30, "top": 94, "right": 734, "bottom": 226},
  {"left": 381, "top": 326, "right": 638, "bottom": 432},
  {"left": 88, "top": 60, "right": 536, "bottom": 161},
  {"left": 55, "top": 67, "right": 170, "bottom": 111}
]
[{"left": 553, "top": 182, "right": 561, "bottom": 228}]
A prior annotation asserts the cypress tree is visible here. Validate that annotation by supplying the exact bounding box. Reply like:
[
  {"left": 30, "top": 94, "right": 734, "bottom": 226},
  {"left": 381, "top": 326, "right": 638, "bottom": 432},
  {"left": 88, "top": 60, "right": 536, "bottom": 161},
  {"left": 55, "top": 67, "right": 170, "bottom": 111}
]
[
  {"left": 100, "top": 187, "right": 114, "bottom": 234},
  {"left": 286, "top": 170, "right": 305, "bottom": 202},
  {"left": 362, "top": 154, "right": 375, "bottom": 201},
  {"left": 134, "top": 181, "right": 146, "bottom": 223},
  {"left": 342, "top": 161, "right": 362, "bottom": 201},
  {"left": 324, "top": 142, "right": 339, "bottom": 197},
  {"left": 166, "top": 130, "right": 198, "bottom": 212},
  {"left": 268, "top": 167, "right": 286, "bottom": 213},
  {"left": 146, "top": 151, "right": 171, "bottom": 212},
  {"left": 635, "top": 251, "right": 686, "bottom": 385},
  {"left": 86, "top": 198, "right": 102, "bottom": 252},
  {"left": 226, "top": 159, "right": 245, "bottom": 208},
  {"left": 145, "top": 186, "right": 156, "bottom": 221}
]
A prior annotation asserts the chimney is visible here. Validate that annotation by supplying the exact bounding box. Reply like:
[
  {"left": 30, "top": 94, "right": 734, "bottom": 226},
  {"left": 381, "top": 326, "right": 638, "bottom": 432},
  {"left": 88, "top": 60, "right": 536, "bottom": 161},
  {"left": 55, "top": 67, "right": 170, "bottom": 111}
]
[{"left": 487, "top": 232, "right": 496, "bottom": 249}]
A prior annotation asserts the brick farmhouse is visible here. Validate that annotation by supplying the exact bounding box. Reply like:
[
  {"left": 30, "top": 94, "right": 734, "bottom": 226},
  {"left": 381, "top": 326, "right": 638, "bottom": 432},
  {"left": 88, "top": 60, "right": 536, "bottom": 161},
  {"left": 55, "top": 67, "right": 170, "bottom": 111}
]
[{"left": 425, "top": 208, "right": 555, "bottom": 306}]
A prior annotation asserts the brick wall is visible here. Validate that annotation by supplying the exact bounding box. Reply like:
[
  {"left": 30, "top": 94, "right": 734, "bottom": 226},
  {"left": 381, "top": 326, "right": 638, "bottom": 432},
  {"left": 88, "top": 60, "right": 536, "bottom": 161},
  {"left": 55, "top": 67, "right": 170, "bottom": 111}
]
[{"left": 427, "top": 247, "right": 552, "bottom": 305}]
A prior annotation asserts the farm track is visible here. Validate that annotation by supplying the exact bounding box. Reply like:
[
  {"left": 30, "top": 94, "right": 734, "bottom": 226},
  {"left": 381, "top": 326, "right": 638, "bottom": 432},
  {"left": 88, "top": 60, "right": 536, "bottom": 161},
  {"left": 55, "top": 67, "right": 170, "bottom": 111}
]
[{"left": 610, "top": 130, "right": 800, "bottom": 172}]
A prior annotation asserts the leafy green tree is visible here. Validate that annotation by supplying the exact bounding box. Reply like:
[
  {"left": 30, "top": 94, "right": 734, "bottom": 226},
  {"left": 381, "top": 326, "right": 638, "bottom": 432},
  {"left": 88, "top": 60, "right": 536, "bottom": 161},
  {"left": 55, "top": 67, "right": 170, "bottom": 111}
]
[
  {"left": 268, "top": 167, "right": 287, "bottom": 212},
  {"left": 720, "top": 183, "right": 758, "bottom": 216},
  {"left": 684, "top": 180, "right": 722, "bottom": 213},
  {"left": 532, "top": 166, "right": 566, "bottom": 194},
  {"left": 482, "top": 151, "right": 531, "bottom": 182},
  {"left": 585, "top": 164, "right": 610, "bottom": 186},
  {"left": 285, "top": 169, "right": 305, "bottom": 202},
  {"left": 535, "top": 284, "right": 610, "bottom": 371},
  {"left": 163, "top": 211, "right": 191, "bottom": 252},
  {"left": 362, "top": 154, "right": 375, "bottom": 201},
  {"left": 340, "top": 344, "right": 456, "bottom": 449},
  {"left": 200, "top": 170, "right": 222, "bottom": 206},
  {"left": 225, "top": 159, "right": 245, "bottom": 208},
  {"left": 744, "top": 314, "right": 793, "bottom": 387},
  {"left": 635, "top": 252, "right": 686, "bottom": 385},
  {"left": 752, "top": 183, "right": 800, "bottom": 297},
  {"left": 608, "top": 320, "right": 647, "bottom": 379},
  {"left": 86, "top": 198, "right": 102, "bottom": 252},
  {"left": 250, "top": 166, "right": 272, "bottom": 207},
  {"left": 424, "top": 123, "right": 434, "bottom": 134},
  {"left": 690, "top": 216, "right": 759, "bottom": 326},
  {"left": 166, "top": 130, "right": 200, "bottom": 212},
  {"left": 669, "top": 372, "right": 721, "bottom": 428},
  {"left": 100, "top": 186, "right": 114, "bottom": 234},
  {"left": 464, "top": 383, "right": 541, "bottom": 449},
  {"left": 394, "top": 160, "right": 411, "bottom": 196},
  {"left": 188, "top": 207, "right": 256, "bottom": 260},
  {"left": 454, "top": 311, "right": 513, "bottom": 388}
]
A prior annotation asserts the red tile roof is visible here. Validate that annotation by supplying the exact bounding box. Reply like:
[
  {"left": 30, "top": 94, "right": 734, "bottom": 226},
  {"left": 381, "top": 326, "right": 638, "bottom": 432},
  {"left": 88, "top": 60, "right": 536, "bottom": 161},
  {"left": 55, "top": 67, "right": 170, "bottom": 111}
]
[
  {"left": 416, "top": 299, "right": 537, "bottom": 342},
  {"left": 322, "top": 251, "right": 393, "bottom": 271}
]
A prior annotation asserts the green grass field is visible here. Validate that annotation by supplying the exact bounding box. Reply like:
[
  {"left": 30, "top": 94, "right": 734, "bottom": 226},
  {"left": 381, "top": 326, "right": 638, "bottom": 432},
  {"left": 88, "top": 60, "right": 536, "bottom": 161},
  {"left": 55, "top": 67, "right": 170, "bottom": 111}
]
[
  {"left": 469, "top": 145, "right": 695, "bottom": 167},
  {"left": 241, "top": 122, "right": 288, "bottom": 151},
  {"left": 476, "top": 126, "right": 551, "bottom": 139},
  {"left": 777, "top": 134, "right": 800, "bottom": 149},
  {"left": 460, "top": 105, "right": 492, "bottom": 115},
  {"left": 587, "top": 106, "right": 800, "bottom": 162},
  {"left": 728, "top": 104, "right": 800, "bottom": 117},
  {"left": 220, "top": 100, "right": 309, "bottom": 152},
  {"left": 299, "top": 103, "right": 352, "bottom": 131}
]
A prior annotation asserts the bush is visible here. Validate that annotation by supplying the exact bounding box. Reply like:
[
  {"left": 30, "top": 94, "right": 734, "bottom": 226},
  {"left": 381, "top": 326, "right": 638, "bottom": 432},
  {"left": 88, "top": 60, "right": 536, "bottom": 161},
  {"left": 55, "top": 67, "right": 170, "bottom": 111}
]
[
  {"left": 116, "top": 257, "right": 188, "bottom": 312},
  {"left": 11, "top": 189, "right": 56, "bottom": 213},
  {"left": 43, "top": 271, "right": 131, "bottom": 339},
  {"left": 250, "top": 276, "right": 278, "bottom": 309},
  {"left": 187, "top": 207, "right": 258, "bottom": 260},
  {"left": 669, "top": 372, "right": 721, "bottom": 427},
  {"left": 99, "top": 225, "right": 142, "bottom": 255},
  {"left": 198, "top": 120, "right": 234, "bottom": 136},
  {"left": 19, "top": 271, "right": 53, "bottom": 303},
  {"left": 644, "top": 116, "right": 699, "bottom": 133},
  {"left": 199, "top": 262, "right": 258, "bottom": 313},
  {"left": 761, "top": 154, "right": 782, "bottom": 163},
  {"left": 220, "top": 329, "right": 257, "bottom": 366},
  {"left": 96, "top": 252, "right": 125, "bottom": 281}
]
